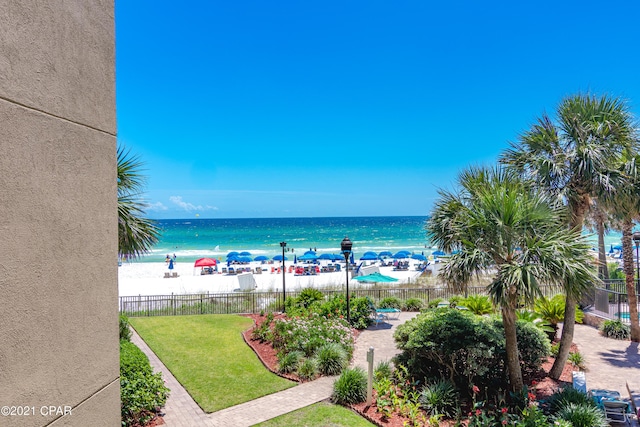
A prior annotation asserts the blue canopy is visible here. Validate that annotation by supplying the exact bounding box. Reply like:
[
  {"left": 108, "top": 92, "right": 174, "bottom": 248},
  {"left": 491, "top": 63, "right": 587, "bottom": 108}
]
[
  {"left": 254, "top": 255, "right": 268, "bottom": 261},
  {"left": 432, "top": 250, "right": 446, "bottom": 256},
  {"left": 411, "top": 254, "right": 427, "bottom": 261},
  {"left": 239, "top": 251, "right": 252, "bottom": 256},
  {"left": 237, "top": 256, "right": 252, "bottom": 263},
  {"left": 353, "top": 272, "right": 398, "bottom": 283},
  {"left": 318, "top": 253, "right": 335, "bottom": 260},
  {"left": 298, "top": 253, "right": 318, "bottom": 261},
  {"left": 227, "top": 254, "right": 240, "bottom": 261},
  {"left": 273, "top": 255, "right": 288, "bottom": 261},
  {"left": 226, "top": 251, "right": 239, "bottom": 258},
  {"left": 360, "top": 253, "right": 378, "bottom": 261},
  {"left": 392, "top": 252, "right": 408, "bottom": 259},
  {"left": 303, "top": 250, "right": 317, "bottom": 255},
  {"left": 379, "top": 251, "right": 393, "bottom": 258}
]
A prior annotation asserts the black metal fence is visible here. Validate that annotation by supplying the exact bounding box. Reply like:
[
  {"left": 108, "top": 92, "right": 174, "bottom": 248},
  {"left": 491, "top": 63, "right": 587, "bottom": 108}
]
[
  {"left": 119, "top": 284, "right": 564, "bottom": 317},
  {"left": 594, "top": 280, "right": 640, "bottom": 324}
]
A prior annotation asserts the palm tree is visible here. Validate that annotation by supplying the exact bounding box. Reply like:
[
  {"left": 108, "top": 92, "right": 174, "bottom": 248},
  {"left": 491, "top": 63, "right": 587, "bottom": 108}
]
[
  {"left": 604, "top": 156, "right": 640, "bottom": 341},
  {"left": 500, "top": 93, "right": 636, "bottom": 378},
  {"left": 584, "top": 200, "right": 611, "bottom": 279},
  {"left": 427, "top": 166, "right": 597, "bottom": 392},
  {"left": 118, "top": 145, "right": 159, "bottom": 259}
]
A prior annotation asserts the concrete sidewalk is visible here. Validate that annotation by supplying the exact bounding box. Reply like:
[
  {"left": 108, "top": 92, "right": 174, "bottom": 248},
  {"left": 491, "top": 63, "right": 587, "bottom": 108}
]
[{"left": 133, "top": 312, "right": 418, "bottom": 426}]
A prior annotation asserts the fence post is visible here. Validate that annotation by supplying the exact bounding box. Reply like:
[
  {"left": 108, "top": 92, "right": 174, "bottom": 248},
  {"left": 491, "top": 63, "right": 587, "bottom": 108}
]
[{"left": 617, "top": 293, "right": 621, "bottom": 320}]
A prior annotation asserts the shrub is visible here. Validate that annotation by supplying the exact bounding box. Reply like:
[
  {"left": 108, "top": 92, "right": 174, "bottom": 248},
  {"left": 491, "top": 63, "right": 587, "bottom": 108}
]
[
  {"left": 448, "top": 295, "right": 464, "bottom": 308},
  {"left": 404, "top": 298, "right": 423, "bottom": 311},
  {"left": 319, "top": 294, "right": 374, "bottom": 329},
  {"left": 272, "top": 313, "right": 354, "bottom": 358},
  {"left": 332, "top": 367, "right": 367, "bottom": 404},
  {"left": 600, "top": 319, "right": 630, "bottom": 340},
  {"left": 285, "top": 288, "right": 325, "bottom": 317},
  {"left": 460, "top": 295, "right": 494, "bottom": 315},
  {"left": 419, "top": 379, "right": 458, "bottom": 418},
  {"left": 251, "top": 312, "right": 274, "bottom": 343},
  {"left": 568, "top": 351, "right": 586, "bottom": 371},
  {"left": 550, "top": 341, "right": 560, "bottom": 357},
  {"left": 120, "top": 341, "right": 169, "bottom": 427},
  {"left": 504, "top": 319, "right": 551, "bottom": 379},
  {"left": 545, "top": 387, "right": 596, "bottom": 415},
  {"left": 379, "top": 296, "right": 403, "bottom": 309},
  {"left": 427, "top": 298, "right": 444, "bottom": 309},
  {"left": 120, "top": 314, "right": 132, "bottom": 341},
  {"left": 374, "top": 360, "right": 393, "bottom": 382},
  {"left": 277, "top": 350, "right": 303, "bottom": 374},
  {"left": 297, "top": 357, "right": 318, "bottom": 381},
  {"left": 553, "top": 402, "right": 608, "bottom": 427},
  {"left": 315, "top": 342, "right": 348, "bottom": 376}
]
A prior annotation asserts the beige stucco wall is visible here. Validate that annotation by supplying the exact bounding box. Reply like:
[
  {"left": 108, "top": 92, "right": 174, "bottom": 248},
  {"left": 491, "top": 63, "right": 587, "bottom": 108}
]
[{"left": 0, "top": 1, "right": 119, "bottom": 426}]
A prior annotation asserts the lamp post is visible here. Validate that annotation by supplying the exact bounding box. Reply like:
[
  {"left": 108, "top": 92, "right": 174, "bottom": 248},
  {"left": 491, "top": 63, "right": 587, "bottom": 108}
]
[
  {"left": 633, "top": 232, "right": 640, "bottom": 294},
  {"left": 341, "top": 236, "right": 353, "bottom": 325},
  {"left": 280, "top": 241, "right": 287, "bottom": 312}
]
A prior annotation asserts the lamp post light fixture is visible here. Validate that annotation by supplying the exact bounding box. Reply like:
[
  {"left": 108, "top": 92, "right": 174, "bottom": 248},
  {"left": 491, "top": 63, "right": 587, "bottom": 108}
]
[
  {"left": 633, "top": 232, "right": 640, "bottom": 294},
  {"left": 341, "top": 236, "right": 353, "bottom": 325},
  {"left": 280, "top": 241, "right": 287, "bottom": 312}
]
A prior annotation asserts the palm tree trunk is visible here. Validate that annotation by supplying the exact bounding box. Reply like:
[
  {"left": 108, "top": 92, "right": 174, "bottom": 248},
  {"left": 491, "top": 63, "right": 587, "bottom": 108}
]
[
  {"left": 502, "top": 301, "right": 523, "bottom": 392},
  {"left": 621, "top": 220, "right": 640, "bottom": 342},
  {"left": 551, "top": 202, "right": 588, "bottom": 378},
  {"left": 597, "top": 220, "right": 608, "bottom": 279}
]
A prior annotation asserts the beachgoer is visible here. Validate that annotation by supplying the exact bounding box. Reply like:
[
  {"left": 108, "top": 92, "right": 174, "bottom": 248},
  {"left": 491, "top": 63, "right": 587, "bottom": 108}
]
[{"left": 165, "top": 255, "right": 170, "bottom": 263}]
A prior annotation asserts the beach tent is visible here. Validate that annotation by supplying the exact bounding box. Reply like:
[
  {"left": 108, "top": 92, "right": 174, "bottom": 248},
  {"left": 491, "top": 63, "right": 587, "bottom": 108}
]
[
  {"left": 353, "top": 272, "right": 398, "bottom": 283},
  {"left": 194, "top": 258, "right": 217, "bottom": 267}
]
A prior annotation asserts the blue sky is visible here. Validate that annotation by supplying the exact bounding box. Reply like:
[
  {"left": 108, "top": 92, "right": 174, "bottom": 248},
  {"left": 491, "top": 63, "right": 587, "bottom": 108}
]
[{"left": 116, "top": 1, "right": 640, "bottom": 219}]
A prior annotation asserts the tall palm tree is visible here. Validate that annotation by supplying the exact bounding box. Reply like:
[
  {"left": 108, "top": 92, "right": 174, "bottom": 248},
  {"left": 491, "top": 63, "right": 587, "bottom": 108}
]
[
  {"left": 118, "top": 145, "right": 159, "bottom": 259},
  {"left": 604, "top": 156, "right": 640, "bottom": 341},
  {"left": 500, "top": 93, "right": 636, "bottom": 378},
  {"left": 584, "top": 199, "right": 612, "bottom": 279},
  {"left": 427, "top": 166, "right": 597, "bottom": 392}
]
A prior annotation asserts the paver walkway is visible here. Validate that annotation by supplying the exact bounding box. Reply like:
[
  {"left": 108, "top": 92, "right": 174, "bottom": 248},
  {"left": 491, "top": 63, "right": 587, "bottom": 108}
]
[
  {"left": 135, "top": 315, "right": 640, "bottom": 426},
  {"left": 133, "top": 312, "right": 418, "bottom": 427}
]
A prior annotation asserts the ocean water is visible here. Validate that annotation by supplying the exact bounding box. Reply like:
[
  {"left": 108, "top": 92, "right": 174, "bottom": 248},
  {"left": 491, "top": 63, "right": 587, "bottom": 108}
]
[
  {"left": 138, "top": 216, "right": 624, "bottom": 264},
  {"left": 142, "top": 216, "right": 433, "bottom": 263}
]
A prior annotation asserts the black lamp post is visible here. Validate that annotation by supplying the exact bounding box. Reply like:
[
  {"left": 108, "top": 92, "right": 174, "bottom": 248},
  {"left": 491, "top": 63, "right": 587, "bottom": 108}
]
[
  {"left": 280, "top": 241, "right": 287, "bottom": 312},
  {"left": 341, "top": 236, "right": 353, "bottom": 325},
  {"left": 633, "top": 232, "right": 640, "bottom": 294}
]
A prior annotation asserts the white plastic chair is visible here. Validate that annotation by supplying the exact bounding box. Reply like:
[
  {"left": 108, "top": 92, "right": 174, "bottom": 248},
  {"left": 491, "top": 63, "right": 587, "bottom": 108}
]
[{"left": 602, "top": 400, "right": 630, "bottom": 425}]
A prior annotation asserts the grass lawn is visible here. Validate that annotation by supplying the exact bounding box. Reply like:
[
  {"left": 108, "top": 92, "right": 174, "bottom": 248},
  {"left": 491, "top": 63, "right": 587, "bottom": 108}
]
[
  {"left": 254, "top": 401, "right": 375, "bottom": 427},
  {"left": 129, "top": 314, "right": 295, "bottom": 412}
]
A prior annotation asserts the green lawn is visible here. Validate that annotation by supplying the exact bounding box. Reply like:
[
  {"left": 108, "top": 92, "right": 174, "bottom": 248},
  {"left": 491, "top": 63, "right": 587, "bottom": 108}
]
[
  {"left": 129, "top": 314, "right": 295, "bottom": 412},
  {"left": 253, "top": 402, "right": 375, "bottom": 427}
]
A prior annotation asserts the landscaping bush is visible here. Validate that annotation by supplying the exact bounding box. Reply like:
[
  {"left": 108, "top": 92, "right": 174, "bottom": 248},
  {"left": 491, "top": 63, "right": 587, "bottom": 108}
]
[
  {"left": 600, "top": 319, "right": 630, "bottom": 340},
  {"left": 492, "top": 318, "right": 551, "bottom": 380},
  {"left": 120, "top": 341, "right": 169, "bottom": 427},
  {"left": 460, "top": 295, "right": 494, "bottom": 315},
  {"left": 332, "top": 367, "right": 367, "bottom": 405},
  {"left": 568, "top": 351, "right": 586, "bottom": 371},
  {"left": 374, "top": 360, "right": 393, "bottom": 382},
  {"left": 315, "top": 342, "right": 348, "bottom": 376},
  {"left": 120, "top": 314, "right": 132, "bottom": 342},
  {"left": 403, "top": 298, "right": 423, "bottom": 311},
  {"left": 297, "top": 357, "right": 318, "bottom": 381},
  {"left": 427, "top": 298, "right": 443, "bottom": 309},
  {"left": 545, "top": 387, "right": 596, "bottom": 415},
  {"left": 319, "top": 294, "right": 373, "bottom": 329},
  {"left": 285, "top": 288, "right": 324, "bottom": 317},
  {"left": 251, "top": 311, "right": 274, "bottom": 343},
  {"left": 272, "top": 313, "right": 354, "bottom": 358},
  {"left": 419, "top": 379, "right": 458, "bottom": 418},
  {"left": 277, "top": 350, "right": 303, "bottom": 374},
  {"left": 378, "top": 296, "right": 403, "bottom": 309},
  {"left": 553, "top": 402, "right": 608, "bottom": 427}
]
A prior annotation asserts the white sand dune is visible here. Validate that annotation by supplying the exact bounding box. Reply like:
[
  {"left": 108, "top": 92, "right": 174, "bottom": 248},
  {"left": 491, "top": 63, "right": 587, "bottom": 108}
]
[{"left": 118, "top": 261, "right": 427, "bottom": 296}]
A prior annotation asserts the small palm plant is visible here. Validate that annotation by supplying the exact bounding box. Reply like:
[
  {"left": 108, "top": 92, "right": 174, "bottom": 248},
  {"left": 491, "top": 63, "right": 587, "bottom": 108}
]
[{"left": 460, "top": 295, "right": 494, "bottom": 315}]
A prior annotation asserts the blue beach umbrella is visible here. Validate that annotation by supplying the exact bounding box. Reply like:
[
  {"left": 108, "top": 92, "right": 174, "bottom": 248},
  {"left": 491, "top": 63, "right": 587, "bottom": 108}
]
[
  {"left": 237, "top": 256, "right": 252, "bottom": 263},
  {"left": 254, "top": 255, "right": 268, "bottom": 261},
  {"left": 239, "top": 251, "right": 252, "bottom": 256},
  {"left": 318, "top": 253, "right": 334, "bottom": 260},
  {"left": 379, "top": 251, "right": 393, "bottom": 258},
  {"left": 432, "top": 250, "right": 446, "bottom": 256},
  {"left": 273, "top": 255, "right": 288, "bottom": 261},
  {"left": 392, "top": 252, "right": 408, "bottom": 259},
  {"left": 168, "top": 259, "right": 174, "bottom": 270},
  {"left": 298, "top": 253, "right": 318, "bottom": 261},
  {"left": 359, "top": 253, "right": 378, "bottom": 261},
  {"left": 226, "top": 251, "right": 239, "bottom": 258},
  {"left": 411, "top": 254, "right": 427, "bottom": 261}
]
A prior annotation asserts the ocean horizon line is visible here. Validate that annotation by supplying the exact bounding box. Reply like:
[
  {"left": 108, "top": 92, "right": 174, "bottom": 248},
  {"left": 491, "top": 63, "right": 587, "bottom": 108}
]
[{"left": 149, "top": 214, "right": 430, "bottom": 221}]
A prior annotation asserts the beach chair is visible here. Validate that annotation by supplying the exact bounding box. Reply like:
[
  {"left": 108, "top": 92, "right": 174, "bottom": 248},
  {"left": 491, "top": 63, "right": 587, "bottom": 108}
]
[
  {"left": 163, "top": 272, "right": 171, "bottom": 278},
  {"left": 602, "top": 400, "right": 631, "bottom": 425},
  {"left": 625, "top": 382, "right": 638, "bottom": 419},
  {"left": 221, "top": 267, "right": 227, "bottom": 274},
  {"left": 255, "top": 267, "right": 262, "bottom": 274},
  {"left": 171, "top": 272, "right": 178, "bottom": 278}
]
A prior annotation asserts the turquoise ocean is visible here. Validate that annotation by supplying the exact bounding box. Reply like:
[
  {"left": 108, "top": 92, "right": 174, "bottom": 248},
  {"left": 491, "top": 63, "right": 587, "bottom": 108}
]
[
  {"left": 141, "top": 216, "right": 624, "bottom": 264},
  {"left": 143, "top": 216, "right": 432, "bottom": 263}
]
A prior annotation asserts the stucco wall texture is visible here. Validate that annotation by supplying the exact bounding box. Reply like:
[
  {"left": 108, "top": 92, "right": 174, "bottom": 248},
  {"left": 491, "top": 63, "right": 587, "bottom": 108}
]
[{"left": 0, "top": 1, "right": 119, "bottom": 426}]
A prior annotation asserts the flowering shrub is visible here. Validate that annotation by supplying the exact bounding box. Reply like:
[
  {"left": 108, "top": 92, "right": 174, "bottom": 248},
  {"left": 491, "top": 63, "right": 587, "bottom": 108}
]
[
  {"left": 272, "top": 313, "right": 355, "bottom": 358},
  {"left": 319, "top": 294, "right": 374, "bottom": 329}
]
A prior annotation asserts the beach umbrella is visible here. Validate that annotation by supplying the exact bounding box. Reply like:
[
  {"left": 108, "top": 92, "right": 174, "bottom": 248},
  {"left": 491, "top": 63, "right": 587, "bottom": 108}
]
[
  {"left": 353, "top": 272, "right": 398, "bottom": 283},
  {"left": 239, "top": 251, "right": 252, "bottom": 256},
  {"left": 226, "top": 251, "right": 239, "bottom": 258},
  {"left": 379, "top": 251, "right": 393, "bottom": 258},
  {"left": 363, "top": 251, "right": 378, "bottom": 257},
  {"left": 432, "top": 250, "right": 446, "bottom": 256},
  {"left": 392, "top": 252, "right": 408, "bottom": 259},
  {"left": 254, "top": 255, "right": 268, "bottom": 261},
  {"left": 359, "top": 253, "right": 378, "bottom": 261},
  {"left": 227, "top": 254, "right": 240, "bottom": 262},
  {"left": 298, "top": 253, "right": 318, "bottom": 261},
  {"left": 350, "top": 253, "right": 355, "bottom": 264},
  {"left": 273, "top": 255, "right": 288, "bottom": 261},
  {"left": 168, "top": 259, "right": 174, "bottom": 270},
  {"left": 294, "top": 254, "right": 297, "bottom": 263},
  {"left": 411, "top": 254, "right": 427, "bottom": 261},
  {"left": 318, "top": 253, "right": 334, "bottom": 260},
  {"left": 397, "top": 250, "right": 411, "bottom": 256},
  {"left": 194, "top": 258, "right": 217, "bottom": 267},
  {"left": 303, "top": 250, "right": 317, "bottom": 256},
  {"left": 237, "top": 256, "right": 252, "bottom": 263}
]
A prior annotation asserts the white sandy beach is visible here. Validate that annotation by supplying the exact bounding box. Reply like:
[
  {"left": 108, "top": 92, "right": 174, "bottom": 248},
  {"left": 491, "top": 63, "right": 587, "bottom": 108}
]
[{"left": 118, "top": 260, "right": 429, "bottom": 296}]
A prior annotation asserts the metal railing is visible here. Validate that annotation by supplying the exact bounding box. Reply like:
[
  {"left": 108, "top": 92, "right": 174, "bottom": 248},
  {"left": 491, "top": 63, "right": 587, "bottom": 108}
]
[
  {"left": 119, "top": 284, "right": 563, "bottom": 317},
  {"left": 594, "top": 280, "right": 640, "bottom": 324}
]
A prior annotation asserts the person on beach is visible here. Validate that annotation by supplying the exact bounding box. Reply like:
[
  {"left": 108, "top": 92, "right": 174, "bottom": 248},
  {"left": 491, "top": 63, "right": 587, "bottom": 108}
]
[{"left": 165, "top": 255, "right": 170, "bottom": 263}]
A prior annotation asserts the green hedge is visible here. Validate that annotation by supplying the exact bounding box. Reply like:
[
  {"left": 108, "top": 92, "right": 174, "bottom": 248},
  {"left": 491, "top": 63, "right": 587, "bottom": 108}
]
[{"left": 120, "top": 341, "right": 170, "bottom": 426}]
